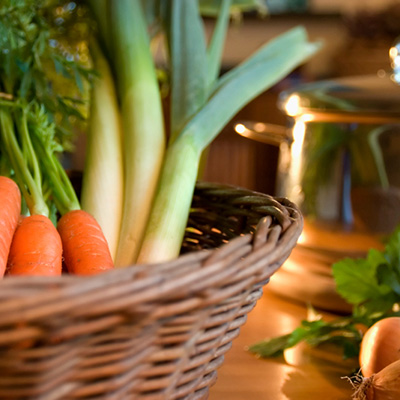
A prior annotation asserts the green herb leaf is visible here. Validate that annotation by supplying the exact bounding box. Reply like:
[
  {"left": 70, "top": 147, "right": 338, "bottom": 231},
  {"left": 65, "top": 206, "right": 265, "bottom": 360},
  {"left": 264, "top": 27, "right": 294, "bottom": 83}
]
[
  {"left": 249, "top": 333, "right": 293, "bottom": 357},
  {"left": 376, "top": 264, "right": 400, "bottom": 295},
  {"left": 249, "top": 317, "right": 363, "bottom": 360},
  {"left": 383, "top": 226, "right": 400, "bottom": 265},
  {"left": 332, "top": 250, "right": 390, "bottom": 306}
]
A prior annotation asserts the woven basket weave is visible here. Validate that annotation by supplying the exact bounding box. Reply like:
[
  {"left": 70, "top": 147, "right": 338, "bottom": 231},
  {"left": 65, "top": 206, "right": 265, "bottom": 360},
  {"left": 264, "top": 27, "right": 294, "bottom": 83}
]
[{"left": 0, "top": 182, "right": 303, "bottom": 400}]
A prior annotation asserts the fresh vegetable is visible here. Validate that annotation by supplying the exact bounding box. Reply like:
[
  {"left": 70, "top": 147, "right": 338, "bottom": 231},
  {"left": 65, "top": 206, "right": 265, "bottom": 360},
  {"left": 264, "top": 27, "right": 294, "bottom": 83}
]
[
  {"left": 111, "top": 0, "right": 166, "bottom": 267},
  {"left": 351, "top": 359, "right": 400, "bottom": 400},
  {"left": 57, "top": 209, "right": 114, "bottom": 275},
  {"left": 0, "top": 1, "right": 114, "bottom": 276},
  {"left": 359, "top": 317, "right": 400, "bottom": 378},
  {"left": 0, "top": 176, "right": 21, "bottom": 277},
  {"left": 142, "top": 5, "right": 321, "bottom": 264},
  {"left": 85, "top": 0, "right": 321, "bottom": 266},
  {"left": 85, "top": 0, "right": 167, "bottom": 267},
  {"left": 7, "top": 214, "right": 62, "bottom": 276},
  {"left": 0, "top": 0, "right": 320, "bottom": 272},
  {"left": 0, "top": 106, "right": 49, "bottom": 218},
  {"left": 0, "top": 105, "right": 64, "bottom": 276},
  {"left": 0, "top": 0, "right": 89, "bottom": 217},
  {"left": 80, "top": 41, "right": 124, "bottom": 261},
  {"left": 249, "top": 226, "right": 400, "bottom": 360}
]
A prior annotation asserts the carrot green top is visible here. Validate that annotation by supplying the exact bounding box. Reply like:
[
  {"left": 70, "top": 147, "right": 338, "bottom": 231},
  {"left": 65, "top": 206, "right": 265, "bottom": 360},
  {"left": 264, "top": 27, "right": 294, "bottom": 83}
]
[{"left": 0, "top": 0, "right": 92, "bottom": 219}]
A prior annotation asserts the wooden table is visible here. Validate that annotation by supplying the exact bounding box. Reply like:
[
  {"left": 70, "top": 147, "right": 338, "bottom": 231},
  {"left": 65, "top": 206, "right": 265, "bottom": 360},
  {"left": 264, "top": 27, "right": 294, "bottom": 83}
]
[{"left": 208, "top": 288, "right": 359, "bottom": 400}]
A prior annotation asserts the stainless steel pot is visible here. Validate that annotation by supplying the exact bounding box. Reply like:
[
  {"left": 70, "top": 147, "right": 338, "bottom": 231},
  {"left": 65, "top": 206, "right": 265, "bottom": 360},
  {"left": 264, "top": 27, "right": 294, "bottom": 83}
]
[{"left": 236, "top": 69, "right": 400, "bottom": 237}]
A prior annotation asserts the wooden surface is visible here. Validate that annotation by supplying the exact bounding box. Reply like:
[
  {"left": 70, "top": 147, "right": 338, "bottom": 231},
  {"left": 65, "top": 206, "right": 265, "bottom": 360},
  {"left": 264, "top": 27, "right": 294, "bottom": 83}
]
[{"left": 208, "top": 288, "right": 359, "bottom": 400}]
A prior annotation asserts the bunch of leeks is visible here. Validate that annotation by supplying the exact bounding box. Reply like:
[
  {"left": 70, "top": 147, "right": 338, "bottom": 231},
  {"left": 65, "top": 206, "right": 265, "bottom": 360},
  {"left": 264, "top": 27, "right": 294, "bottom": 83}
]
[{"left": 81, "top": 0, "right": 321, "bottom": 266}]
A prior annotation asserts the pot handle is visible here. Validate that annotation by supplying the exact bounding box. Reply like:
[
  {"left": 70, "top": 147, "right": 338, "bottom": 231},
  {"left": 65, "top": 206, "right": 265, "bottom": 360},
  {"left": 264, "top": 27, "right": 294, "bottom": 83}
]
[{"left": 234, "top": 120, "right": 292, "bottom": 146}]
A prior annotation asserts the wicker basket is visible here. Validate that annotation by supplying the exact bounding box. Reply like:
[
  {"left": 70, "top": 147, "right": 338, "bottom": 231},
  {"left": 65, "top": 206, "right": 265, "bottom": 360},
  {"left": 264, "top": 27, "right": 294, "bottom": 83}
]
[{"left": 0, "top": 182, "right": 303, "bottom": 400}]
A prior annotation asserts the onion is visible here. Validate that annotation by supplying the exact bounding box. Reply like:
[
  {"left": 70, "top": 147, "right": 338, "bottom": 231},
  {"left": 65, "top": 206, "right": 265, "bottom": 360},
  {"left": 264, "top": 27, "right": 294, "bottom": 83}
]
[
  {"left": 351, "top": 317, "right": 400, "bottom": 399},
  {"left": 359, "top": 317, "right": 400, "bottom": 377},
  {"left": 352, "top": 359, "right": 400, "bottom": 400}
]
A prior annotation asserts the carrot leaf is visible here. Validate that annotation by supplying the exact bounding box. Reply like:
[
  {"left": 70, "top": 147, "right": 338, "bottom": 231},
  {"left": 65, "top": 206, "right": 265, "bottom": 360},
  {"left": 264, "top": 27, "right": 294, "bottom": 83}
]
[{"left": 0, "top": 0, "right": 91, "bottom": 216}]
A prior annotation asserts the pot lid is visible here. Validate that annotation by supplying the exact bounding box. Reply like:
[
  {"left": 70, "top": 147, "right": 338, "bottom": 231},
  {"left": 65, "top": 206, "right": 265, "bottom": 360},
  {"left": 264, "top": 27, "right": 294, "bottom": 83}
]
[{"left": 278, "top": 72, "right": 400, "bottom": 123}]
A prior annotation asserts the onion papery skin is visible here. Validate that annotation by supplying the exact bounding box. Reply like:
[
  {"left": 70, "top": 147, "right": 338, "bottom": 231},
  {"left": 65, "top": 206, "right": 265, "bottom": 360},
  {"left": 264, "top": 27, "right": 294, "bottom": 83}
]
[{"left": 359, "top": 317, "right": 400, "bottom": 378}]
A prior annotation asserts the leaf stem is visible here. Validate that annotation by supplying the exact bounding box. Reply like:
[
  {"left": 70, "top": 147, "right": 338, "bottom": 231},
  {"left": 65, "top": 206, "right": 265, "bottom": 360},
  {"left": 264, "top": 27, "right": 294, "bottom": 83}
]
[{"left": 0, "top": 107, "right": 49, "bottom": 216}]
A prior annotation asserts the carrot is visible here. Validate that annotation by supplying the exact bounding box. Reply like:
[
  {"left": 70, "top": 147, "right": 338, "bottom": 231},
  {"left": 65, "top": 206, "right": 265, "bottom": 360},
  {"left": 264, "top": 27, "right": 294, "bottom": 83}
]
[
  {"left": 7, "top": 214, "right": 62, "bottom": 276},
  {"left": 0, "top": 176, "right": 21, "bottom": 277},
  {"left": 57, "top": 210, "right": 114, "bottom": 275}
]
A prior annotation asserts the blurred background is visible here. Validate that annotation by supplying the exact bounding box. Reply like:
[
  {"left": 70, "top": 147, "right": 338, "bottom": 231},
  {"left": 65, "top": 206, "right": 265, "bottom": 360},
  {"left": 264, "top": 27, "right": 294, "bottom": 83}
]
[{"left": 200, "top": 0, "right": 400, "bottom": 195}]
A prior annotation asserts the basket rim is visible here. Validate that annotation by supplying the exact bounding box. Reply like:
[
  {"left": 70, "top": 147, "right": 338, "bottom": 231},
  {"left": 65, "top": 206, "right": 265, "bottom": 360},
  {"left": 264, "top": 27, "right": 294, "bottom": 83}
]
[{"left": 0, "top": 182, "right": 303, "bottom": 311}]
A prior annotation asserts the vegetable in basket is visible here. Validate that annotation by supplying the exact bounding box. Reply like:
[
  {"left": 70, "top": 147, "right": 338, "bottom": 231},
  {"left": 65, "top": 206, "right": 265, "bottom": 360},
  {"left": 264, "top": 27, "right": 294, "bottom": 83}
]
[
  {"left": 0, "top": 0, "right": 321, "bottom": 272},
  {"left": 0, "top": 176, "right": 21, "bottom": 276},
  {"left": 57, "top": 209, "right": 114, "bottom": 275},
  {"left": 0, "top": 0, "right": 113, "bottom": 275},
  {"left": 0, "top": 103, "right": 64, "bottom": 276},
  {"left": 83, "top": 0, "right": 322, "bottom": 266},
  {"left": 80, "top": 40, "right": 123, "bottom": 261}
]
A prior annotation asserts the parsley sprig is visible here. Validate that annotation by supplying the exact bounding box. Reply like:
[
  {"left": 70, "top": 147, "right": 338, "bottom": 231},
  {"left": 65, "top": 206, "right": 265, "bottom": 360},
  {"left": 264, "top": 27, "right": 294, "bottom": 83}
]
[{"left": 249, "top": 227, "right": 400, "bottom": 360}]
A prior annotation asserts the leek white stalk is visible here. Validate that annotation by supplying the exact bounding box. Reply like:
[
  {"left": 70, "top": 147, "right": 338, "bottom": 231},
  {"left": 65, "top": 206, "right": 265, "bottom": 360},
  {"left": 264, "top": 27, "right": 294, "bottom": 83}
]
[
  {"left": 81, "top": 43, "right": 124, "bottom": 261},
  {"left": 137, "top": 135, "right": 200, "bottom": 264},
  {"left": 138, "top": 27, "right": 321, "bottom": 264},
  {"left": 111, "top": 0, "right": 165, "bottom": 266}
]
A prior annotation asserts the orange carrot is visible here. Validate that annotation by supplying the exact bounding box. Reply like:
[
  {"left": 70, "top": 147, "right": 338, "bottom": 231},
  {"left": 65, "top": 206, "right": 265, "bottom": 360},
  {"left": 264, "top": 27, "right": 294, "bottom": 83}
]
[
  {"left": 57, "top": 210, "right": 114, "bottom": 275},
  {"left": 0, "top": 176, "right": 21, "bottom": 277},
  {"left": 7, "top": 214, "right": 62, "bottom": 276}
]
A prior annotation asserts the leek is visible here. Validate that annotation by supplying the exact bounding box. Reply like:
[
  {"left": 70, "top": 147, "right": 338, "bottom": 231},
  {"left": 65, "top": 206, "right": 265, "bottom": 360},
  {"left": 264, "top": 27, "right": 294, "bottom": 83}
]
[
  {"left": 81, "top": 42, "right": 124, "bottom": 261},
  {"left": 138, "top": 24, "right": 321, "bottom": 263},
  {"left": 84, "top": 1, "right": 321, "bottom": 265},
  {"left": 110, "top": 0, "right": 165, "bottom": 266},
  {"left": 137, "top": 135, "right": 201, "bottom": 263},
  {"left": 167, "top": 0, "right": 209, "bottom": 143},
  {"left": 205, "top": 0, "right": 232, "bottom": 92}
]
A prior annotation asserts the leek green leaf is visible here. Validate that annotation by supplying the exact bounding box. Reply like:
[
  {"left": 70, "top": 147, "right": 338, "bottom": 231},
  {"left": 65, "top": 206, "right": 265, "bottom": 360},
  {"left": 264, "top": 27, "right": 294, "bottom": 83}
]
[
  {"left": 181, "top": 30, "right": 322, "bottom": 150},
  {"left": 87, "top": 0, "right": 112, "bottom": 60},
  {"left": 215, "top": 26, "right": 311, "bottom": 91},
  {"left": 167, "top": 0, "right": 208, "bottom": 143},
  {"left": 199, "top": 0, "right": 267, "bottom": 16},
  {"left": 206, "top": 0, "right": 231, "bottom": 92}
]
